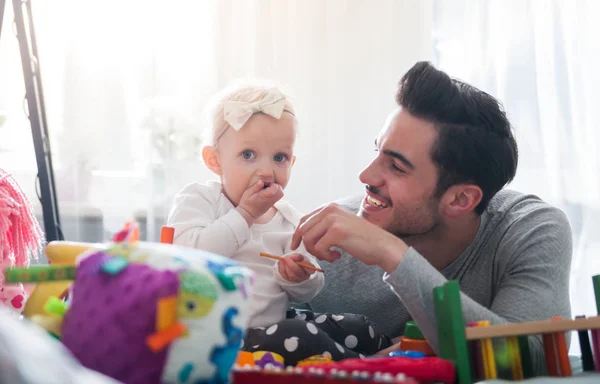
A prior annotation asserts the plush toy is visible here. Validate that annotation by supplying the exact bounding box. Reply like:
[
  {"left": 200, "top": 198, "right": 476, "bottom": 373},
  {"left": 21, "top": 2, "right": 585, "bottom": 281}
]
[
  {"left": 5, "top": 239, "right": 255, "bottom": 384},
  {"left": 0, "top": 168, "right": 44, "bottom": 313}
]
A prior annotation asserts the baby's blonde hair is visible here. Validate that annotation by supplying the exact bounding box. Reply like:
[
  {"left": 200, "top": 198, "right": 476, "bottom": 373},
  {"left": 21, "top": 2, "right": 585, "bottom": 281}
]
[{"left": 202, "top": 79, "right": 297, "bottom": 147}]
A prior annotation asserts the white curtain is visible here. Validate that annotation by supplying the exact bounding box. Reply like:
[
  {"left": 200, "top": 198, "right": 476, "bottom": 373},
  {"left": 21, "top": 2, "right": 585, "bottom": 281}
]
[
  {"left": 0, "top": 0, "right": 433, "bottom": 242},
  {"left": 433, "top": 0, "right": 600, "bottom": 351}
]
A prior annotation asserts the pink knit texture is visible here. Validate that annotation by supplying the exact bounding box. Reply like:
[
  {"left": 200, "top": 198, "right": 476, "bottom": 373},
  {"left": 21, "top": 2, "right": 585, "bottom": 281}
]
[{"left": 0, "top": 168, "right": 44, "bottom": 267}]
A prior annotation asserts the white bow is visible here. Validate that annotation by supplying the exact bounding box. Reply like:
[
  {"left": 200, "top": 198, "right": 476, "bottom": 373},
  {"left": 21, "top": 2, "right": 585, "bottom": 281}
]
[{"left": 223, "top": 89, "right": 288, "bottom": 130}]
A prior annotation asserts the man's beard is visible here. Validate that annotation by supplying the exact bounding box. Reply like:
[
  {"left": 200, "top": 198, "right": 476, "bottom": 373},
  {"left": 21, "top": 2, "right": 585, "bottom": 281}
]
[
  {"left": 390, "top": 219, "right": 440, "bottom": 241},
  {"left": 387, "top": 200, "right": 441, "bottom": 240}
]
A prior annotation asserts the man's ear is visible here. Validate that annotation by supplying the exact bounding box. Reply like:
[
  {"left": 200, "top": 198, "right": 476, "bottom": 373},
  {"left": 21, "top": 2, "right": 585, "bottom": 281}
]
[
  {"left": 291, "top": 155, "right": 296, "bottom": 166},
  {"left": 441, "top": 184, "right": 483, "bottom": 217},
  {"left": 202, "top": 146, "right": 222, "bottom": 176}
]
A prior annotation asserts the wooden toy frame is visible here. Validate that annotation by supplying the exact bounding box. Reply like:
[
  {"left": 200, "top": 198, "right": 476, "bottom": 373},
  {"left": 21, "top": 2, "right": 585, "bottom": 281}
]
[{"left": 434, "top": 275, "right": 600, "bottom": 383}]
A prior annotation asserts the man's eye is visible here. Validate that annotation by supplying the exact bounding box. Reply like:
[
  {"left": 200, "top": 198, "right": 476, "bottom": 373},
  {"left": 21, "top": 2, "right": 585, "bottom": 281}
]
[{"left": 392, "top": 163, "right": 405, "bottom": 173}]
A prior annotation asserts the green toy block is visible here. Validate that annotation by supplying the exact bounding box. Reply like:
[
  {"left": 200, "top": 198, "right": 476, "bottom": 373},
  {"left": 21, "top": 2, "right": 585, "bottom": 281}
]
[
  {"left": 592, "top": 275, "right": 600, "bottom": 315},
  {"left": 434, "top": 280, "right": 472, "bottom": 384}
]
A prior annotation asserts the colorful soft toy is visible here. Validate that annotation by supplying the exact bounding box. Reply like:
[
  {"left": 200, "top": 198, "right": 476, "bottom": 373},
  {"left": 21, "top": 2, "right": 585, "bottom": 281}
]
[{"left": 5, "top": 239, "right": 255, "bottom": 384}]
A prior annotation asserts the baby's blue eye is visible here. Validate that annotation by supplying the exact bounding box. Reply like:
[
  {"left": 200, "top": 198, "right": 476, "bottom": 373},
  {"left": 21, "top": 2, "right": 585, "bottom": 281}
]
[
  {"left": 241, "top": 150, "right": 256, "bottom": 160},
  {"left": 273, "top": 153, "right": 288, "bottom": 163}
]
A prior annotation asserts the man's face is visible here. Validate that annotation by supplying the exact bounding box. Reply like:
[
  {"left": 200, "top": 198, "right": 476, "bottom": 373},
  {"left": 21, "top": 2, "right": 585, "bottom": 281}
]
[{"left": 358, "top": 107, "right": 441, "bottom": 239}]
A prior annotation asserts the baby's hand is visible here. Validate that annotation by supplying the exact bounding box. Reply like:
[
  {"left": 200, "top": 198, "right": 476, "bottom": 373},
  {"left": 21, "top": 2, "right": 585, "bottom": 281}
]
[
  {"left": 278, "top": 253, "right": 315, "bottom": 283},
  {"left": 237, "top": 180, "right": 284, "bottom": 225}
]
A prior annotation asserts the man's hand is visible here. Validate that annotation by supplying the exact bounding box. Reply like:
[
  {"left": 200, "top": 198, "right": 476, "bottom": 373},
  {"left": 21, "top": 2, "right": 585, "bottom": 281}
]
[
  {"left": 290, "top": 203, "right": 409, "bottom": 273},
  {"left": 277, "top": 253, "right": 315, "bottom": 283},
  {"left": 236, "top": 180, "right": 284, "bottom": 225}
]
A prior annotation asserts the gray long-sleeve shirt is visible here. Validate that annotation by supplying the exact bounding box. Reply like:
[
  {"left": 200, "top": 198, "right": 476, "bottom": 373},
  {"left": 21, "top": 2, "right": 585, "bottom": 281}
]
[{"left": 296, "top": 189, "right": 572, "bottom": 375}]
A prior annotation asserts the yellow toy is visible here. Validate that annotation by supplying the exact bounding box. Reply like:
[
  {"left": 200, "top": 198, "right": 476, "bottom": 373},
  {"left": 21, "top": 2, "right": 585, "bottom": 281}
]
[
  {"left": 21, "top": 241, "right": 104, "bottom": 334},
  {"left": 296, "top": 354, "right": 334, "bottom": 366}
]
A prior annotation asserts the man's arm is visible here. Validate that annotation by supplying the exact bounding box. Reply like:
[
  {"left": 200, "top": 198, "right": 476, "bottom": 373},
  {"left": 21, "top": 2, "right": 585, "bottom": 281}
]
[{"left": 383, "top": 206, "right": 572, "bottom": 375}]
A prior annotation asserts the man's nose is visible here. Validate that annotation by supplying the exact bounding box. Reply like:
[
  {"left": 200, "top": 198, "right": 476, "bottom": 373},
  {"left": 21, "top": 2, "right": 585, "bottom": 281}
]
[{"left": 359, "top": 158, "right": 383, "bottom": 186}]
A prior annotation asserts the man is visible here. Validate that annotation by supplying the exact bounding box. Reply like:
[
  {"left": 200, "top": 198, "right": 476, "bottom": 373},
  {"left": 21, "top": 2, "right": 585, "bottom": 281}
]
[{"left": 291, "top": 61, "right": 572, "bottom": 374}]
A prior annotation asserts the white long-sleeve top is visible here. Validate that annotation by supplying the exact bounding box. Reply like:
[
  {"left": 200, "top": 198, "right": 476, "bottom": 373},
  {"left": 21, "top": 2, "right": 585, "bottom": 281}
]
[{"left": 166, "top": 180, "right": 324, "bottom": 328}]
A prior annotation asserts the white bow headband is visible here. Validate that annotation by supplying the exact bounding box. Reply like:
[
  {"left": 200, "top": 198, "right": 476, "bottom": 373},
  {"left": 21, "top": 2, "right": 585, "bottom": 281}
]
[{"left": 223, "top": 89, "right": 293, "bottom": 131}]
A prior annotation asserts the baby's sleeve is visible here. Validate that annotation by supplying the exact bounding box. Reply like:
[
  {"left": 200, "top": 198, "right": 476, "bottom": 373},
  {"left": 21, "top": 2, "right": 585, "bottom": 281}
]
[{"left": 167, "top": 182, "right": 250, "bottom": 258}]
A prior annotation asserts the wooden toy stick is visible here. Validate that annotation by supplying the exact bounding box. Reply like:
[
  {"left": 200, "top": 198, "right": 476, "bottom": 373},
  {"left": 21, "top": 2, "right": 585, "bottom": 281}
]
[
  {"left": 576, "top": 316, "right": 595, "bottom": 371},
  {"left": 591, "top": 329, "right": 600, "bottom": 371},
  {"left": 551, "top": 317, "right": 571, "bottom": 376},
  {"left": 477, "top": 321, "right": 497, "bottom": 379},
  {"left": 518, "top": 336, "right": 534, "bottom": 379},
  {"left": 467, "top": 322, "right": 484, "bottom": 380},
  {"left": 543, "top": 333, "right": 559, "bottom": 376},
  {"left": 259, "top": 252, "right": 324, "bottom": 273},
  {"left": 465, "top": 316, "right": 600, "bottom": 340},
  {"left": 507, "top": 336, "right": 524, "bottom": 380}
]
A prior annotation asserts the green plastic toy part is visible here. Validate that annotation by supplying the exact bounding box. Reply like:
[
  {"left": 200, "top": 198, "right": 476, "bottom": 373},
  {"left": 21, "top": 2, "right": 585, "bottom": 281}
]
[
  {"left": 44, "top": 297, "right": 68, "bottom": 318},
  {"left": 404, "top": 321, "right": 425, "bottom": 340},
  {"left": 4, "top": 265, "right": 76, "bottom": 283},
  {"left": 433, "top": 280, "right": 472, "bottom": 384},
  {"left": 592, "top": 275, "right": 600, "bottom": 315}
]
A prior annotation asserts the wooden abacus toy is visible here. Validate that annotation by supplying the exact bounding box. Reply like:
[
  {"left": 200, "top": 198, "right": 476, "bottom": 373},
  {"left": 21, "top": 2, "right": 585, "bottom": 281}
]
[{"left": 433, "top": 274, "right": 600, "bottom": 383}]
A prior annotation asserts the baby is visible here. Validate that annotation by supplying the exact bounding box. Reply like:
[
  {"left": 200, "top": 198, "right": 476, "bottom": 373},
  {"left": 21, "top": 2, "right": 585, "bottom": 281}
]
[{"left": 167, "top": 81, "right": 391, "bottom": 365}]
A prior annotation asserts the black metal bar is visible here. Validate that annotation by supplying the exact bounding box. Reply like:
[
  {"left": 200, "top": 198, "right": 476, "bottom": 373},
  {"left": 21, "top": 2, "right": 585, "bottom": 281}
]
[
  {"left": 23, "top": 0, "right": 61, "bottom": 236},
  {"left": 12, "top": 0, "right": 62, "bottom": 241}
]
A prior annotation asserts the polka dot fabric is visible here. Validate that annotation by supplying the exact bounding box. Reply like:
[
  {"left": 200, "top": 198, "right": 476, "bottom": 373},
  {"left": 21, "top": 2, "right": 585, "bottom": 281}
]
[
  {"left": 242, "top": 309, "right": 393, "bottom": 366},
  {"left": 61, "top": 252, "right": 180, "bottom": 384}
]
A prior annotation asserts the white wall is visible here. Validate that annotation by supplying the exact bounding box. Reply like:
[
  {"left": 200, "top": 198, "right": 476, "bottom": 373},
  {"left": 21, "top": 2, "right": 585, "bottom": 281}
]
[{"left": 0, "top": 0, "right": 434, "bottom": 239}]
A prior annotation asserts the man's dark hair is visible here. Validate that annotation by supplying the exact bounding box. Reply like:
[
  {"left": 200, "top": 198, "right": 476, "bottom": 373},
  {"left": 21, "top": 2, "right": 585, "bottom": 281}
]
[{"left": 396, "top": 61, "right": 518, "bottom": 215}]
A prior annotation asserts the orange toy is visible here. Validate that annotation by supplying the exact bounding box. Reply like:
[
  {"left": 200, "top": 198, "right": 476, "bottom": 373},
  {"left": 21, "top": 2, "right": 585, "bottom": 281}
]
[
  {"left": 235, "top": 351, "right": 255, "bottom": 368},
  {"left": 399, "top": 321, "right": 436, "bottom": 356},
  {"left": 160, "top": 226, "right": 175, "bottom": 244}
]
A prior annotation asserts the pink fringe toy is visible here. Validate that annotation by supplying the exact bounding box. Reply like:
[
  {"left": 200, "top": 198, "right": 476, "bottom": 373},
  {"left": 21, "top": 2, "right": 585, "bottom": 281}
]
[{"left": 0, "top": 168, "right": 44, "bottom": 313}]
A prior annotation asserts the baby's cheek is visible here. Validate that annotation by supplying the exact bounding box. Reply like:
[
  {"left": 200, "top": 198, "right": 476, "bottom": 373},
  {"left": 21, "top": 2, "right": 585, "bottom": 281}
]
[{"left": 221, "top": 176, "right": 244, "bottom": 205}]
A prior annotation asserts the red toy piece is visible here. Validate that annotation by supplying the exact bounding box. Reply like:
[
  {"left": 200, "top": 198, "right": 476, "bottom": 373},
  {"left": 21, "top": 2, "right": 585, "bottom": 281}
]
[
  {"left": 310, "top": 356, "right": 455, "bottom": 384},
  {"left": 232, "top": 366, "right": 419, "bottom": 384},
  {"left": 232, "top": 355, "right": 454, "bottom": 384}
]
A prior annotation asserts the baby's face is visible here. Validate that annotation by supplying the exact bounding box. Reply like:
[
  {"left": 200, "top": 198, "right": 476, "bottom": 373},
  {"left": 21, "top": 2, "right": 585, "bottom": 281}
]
[{"left": 216, "top": 112, "right": 296, "bottom": 206}]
